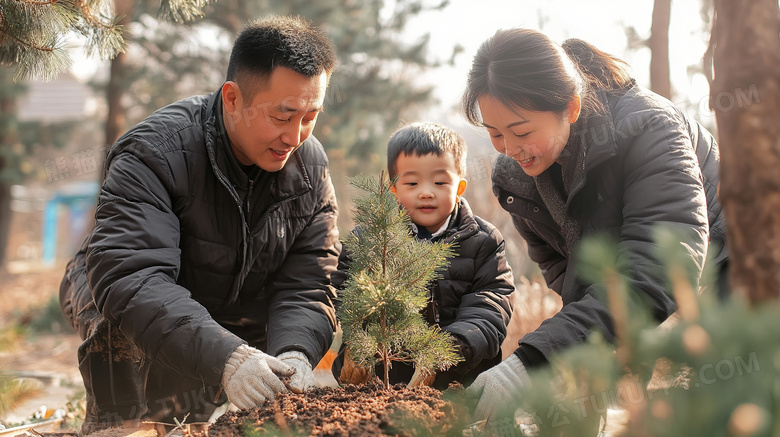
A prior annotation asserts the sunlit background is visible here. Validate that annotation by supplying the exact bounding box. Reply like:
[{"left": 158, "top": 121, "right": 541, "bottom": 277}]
[
  {"left": 0, "top": 0, "right": 721, "bottom": 428},
  {"left": 5, "top": 0, "right": 717, "bottom": 275}
]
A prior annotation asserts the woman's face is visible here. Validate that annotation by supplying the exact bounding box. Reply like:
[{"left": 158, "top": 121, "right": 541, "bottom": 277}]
[{"left": 478, "top": 94, "right": 579, "bottom": 177}]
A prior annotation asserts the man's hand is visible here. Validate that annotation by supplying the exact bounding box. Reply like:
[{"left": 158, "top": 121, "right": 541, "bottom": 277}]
[
  {"left": 465, "top": 354, "right": 530, "bottom": 426},
  {"left": 221, "top": 344, "right": 294, "bottom": 409},
  {"left": 277, "top": 351, "right": 315, "bottom": 393}
]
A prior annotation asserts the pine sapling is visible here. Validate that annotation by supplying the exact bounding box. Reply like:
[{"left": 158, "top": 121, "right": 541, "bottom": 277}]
[{"left": 338, "top": 172, "right": 462, "bottom": 389}]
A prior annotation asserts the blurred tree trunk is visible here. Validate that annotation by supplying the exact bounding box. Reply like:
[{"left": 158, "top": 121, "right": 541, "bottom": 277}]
[
  {"left": 649, "top": 0, "right": 672, "bottom": 99},
  {"left": 105, "top": 0, "right": 135, "bottom": 145},
  {"left": 0, "top": 184, "right": 10, "bottom": 271},
  {"left": 0, "top": 71, "right": 19, "bottom": 272},
  {"left": 711, "top": 0, "right": 780, "bottom": 302}
]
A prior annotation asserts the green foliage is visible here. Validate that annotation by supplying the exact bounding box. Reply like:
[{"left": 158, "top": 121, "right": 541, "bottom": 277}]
[
  {"left": 95, "top": 17, "right": 229, "bottom": 120},
  {"left": 0, "top": 0, "right": 216, "bottom": 82},
  {"left": 625, "top": 297, "right": 779, "bottom": 437},
  {"left": 0, "top": 0, "right": 123, "bottom": 81},
  {"left": 272, "top": 0, "right": 455, "bottom": 171},
  {"left": 1, "top": 295, "right": 74, "bottom": 342},
  {"left": 338, "top": 173, "right": 461, "bottom": 388},
  {"left": 502, "top": 232, "right": 780, "bottom": 437},
  {"left": 159, "top": 0, "right": 211, "bottom": 23}
]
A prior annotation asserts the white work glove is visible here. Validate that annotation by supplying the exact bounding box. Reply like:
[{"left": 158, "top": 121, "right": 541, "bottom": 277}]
[
  {"left": 221, "top": 344, "right": 294, "bottom": 410},
  {"left": 466, "top": 354, "right": 530, "bottom": 426},
  {"left": 277, "top": 350, "right": 315, "bottom": 393}
]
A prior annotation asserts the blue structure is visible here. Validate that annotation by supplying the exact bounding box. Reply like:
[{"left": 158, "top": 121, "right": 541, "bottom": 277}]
[{"left": 42, "top": 181, "right": 99, "bottom": 265}]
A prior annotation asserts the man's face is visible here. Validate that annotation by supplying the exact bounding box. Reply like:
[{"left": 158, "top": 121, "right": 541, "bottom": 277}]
[{"left": 222, "top": 66, "right": 328, "bottom": 172}]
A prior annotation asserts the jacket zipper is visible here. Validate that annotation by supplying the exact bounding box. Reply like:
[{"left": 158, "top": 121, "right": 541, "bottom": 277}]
[
  {"left": 564, "top": 150, "right": 615, "bottom": 211},
  {"left": 238, "top": 187, "right": 304, "bottom": 290},
  {"left": 234, "top": 177, "right": 254, "bottom": 300}
]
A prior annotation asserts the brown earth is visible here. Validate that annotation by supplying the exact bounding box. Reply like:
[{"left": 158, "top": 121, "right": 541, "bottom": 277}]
[
  {"left": 208, "top": 381, "right": 474, "bottom": 437},
  {"left": 0, "top": 257, "right": 562, "bottom": 436},
  {"left": 0, "top": 264, "right": 81, "bottom": 386},
  {"left": 0, "top": 264, "right": 68, "bottom": 323},
  {"left": 0, "top": 264, "right": 84, "bottom": 432}
]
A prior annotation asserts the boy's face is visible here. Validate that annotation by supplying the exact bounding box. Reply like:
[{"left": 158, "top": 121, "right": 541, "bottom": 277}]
[
  {"left": 222, "top": 66, "right": 327, "bottom": 172},
  {"left": 392, "top": 152, "right": 467, "bottom": 233}
]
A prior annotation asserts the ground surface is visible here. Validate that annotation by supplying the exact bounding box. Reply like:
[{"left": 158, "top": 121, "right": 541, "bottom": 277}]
[
  {"left": 209, "top": 382, "right": 472, "bottom": 437},
  {"left": 0, "top": 265, "right": 631, "bottom": 437},
  {"left": 1, "top": 264, "right": 85, "bottom": 428}
]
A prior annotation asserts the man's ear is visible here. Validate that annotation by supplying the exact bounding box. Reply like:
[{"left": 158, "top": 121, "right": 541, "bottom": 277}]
[
  {"left": 222, "top": 81, "right": 242, "bottom": 113},
  {"left": 567, "top": 94, "right": 582, "bottom": 124},
  {"left": 457, "top": 180, "right": 467, "bottom": 197}
]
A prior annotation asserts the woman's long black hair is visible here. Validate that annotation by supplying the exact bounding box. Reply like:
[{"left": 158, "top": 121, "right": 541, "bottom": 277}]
[{"left": 463, "top": 28, "right": 634, "bottom": 124}]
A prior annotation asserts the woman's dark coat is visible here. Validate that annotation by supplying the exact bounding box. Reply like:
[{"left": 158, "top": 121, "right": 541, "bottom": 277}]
[{"left": 492, "top": 85, "right": 727, "bottom": 365}]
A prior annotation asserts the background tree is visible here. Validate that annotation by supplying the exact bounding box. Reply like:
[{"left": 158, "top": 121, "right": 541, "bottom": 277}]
[
  {"left": 102, "top": 0, "right": 221, "bottom": 145},
  {"left": 104, "top": 0, "right": 132, "bottom": 146},
  {"left": 0, "top": 0, "right": 211, "bottom": 271},
  {"left": 625, "top": 0, "right": 673, "bottom": 99},
  {"left": 0, "top": 70, "right": 26, "bottom": 271},
  {"left": 710, "top": 0, "right": 780, "bottom": 302},
  {"left": 101, "top": 0, "right": 456, "bottom": 230},
  {"left": 0, "top": 0, "right": 120, "bottom": 270},
  {"left": 0, "top": 0, "right": 124, "bottom": 82},
  {"left": 338, "top": 173, "right": 461, "bottom": 389},
  {"left": 649, "top": 0, "right": 672, "bottom": 99}
]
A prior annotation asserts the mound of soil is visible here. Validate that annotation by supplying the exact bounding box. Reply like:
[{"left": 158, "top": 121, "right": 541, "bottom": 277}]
[{"left": 208, "top": 381, "right": 474, "bottom": 436}]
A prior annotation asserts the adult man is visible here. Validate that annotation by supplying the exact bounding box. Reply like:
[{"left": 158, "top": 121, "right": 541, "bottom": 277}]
[{"left": 59, "top": 16, "right": 340, "bottom": 431}]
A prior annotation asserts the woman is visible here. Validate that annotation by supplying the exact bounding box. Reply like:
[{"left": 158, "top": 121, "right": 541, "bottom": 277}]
[{"left": 462, "top": 28, "right": 728, "bottom": 423}]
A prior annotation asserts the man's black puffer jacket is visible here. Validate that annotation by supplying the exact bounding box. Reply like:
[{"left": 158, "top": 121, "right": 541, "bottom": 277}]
[
  {"left": 80, "top": 90, "right": 340, "bottom": 388},
  {"left": 492, "top": 85, "right": 727, "bottom": 365}
]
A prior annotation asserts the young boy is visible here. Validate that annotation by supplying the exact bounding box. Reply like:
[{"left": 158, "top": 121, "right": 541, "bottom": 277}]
[{"left": 333, "top": 122, "right": 515, "bottom": 389}]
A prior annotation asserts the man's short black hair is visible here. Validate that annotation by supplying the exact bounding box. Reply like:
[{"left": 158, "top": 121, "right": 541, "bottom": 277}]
[
  {"left": 387, "top": 122, "right": 468, "bottom": 179},
  {"left": 226, "top": 15, "right": 337, "bottom": 99}
]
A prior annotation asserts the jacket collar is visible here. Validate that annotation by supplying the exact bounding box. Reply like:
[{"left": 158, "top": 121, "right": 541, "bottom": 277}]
[{"left": 442, "top": 198, "right": 480, "bottom": 242}]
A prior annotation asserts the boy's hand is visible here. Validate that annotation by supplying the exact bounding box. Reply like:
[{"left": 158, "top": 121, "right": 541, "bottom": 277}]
[
  {"left": 339, "top": 348, "right": 371, "bottom": 385},
  {"left": 452, "top": 335, "right": 473, "bottom": 362}
]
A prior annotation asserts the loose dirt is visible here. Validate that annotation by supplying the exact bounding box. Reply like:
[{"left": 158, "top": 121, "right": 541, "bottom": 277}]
[{"left": 208, "top": 381, "right": 473, "bottom": 437}]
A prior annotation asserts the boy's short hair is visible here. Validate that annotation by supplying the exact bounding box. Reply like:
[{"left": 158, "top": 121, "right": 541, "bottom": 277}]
[
  {"left": 387, "top": 122, "right": 468, "bottom": 179},
  {"left": 226, "top": 15, "right": 337, "bottom": 100}
]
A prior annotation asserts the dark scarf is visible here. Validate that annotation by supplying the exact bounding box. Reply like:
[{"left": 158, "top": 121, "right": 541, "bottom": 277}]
[{"left": 533, "top": 117, "right": 588, "bottom": 257}]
